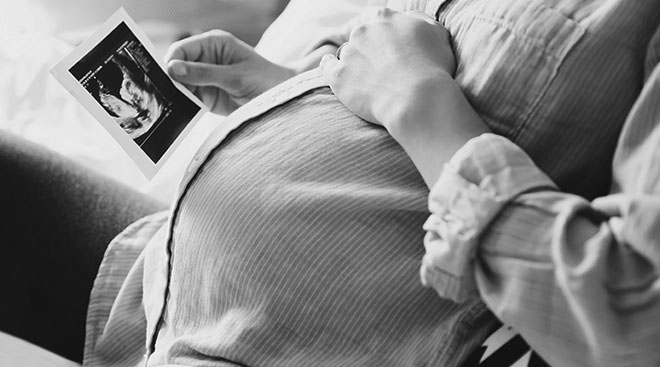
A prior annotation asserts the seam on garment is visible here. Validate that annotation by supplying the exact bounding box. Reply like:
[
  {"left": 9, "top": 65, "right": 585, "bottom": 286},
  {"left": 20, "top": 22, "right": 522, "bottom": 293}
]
[
  {"left": 145, "top": 72, "right": 328, "bottom": 360},
  {"left": 509, "top": 26, "right": 585, "bottom": 141},
  {"left": 472, "top": 16, "right": 565, "bottom": 61}
]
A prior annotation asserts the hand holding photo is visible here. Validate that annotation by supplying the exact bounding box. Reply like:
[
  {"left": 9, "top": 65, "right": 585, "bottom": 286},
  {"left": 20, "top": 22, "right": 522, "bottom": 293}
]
[{"left": 51, "top": 8, "right": 207, "bottom": 179}]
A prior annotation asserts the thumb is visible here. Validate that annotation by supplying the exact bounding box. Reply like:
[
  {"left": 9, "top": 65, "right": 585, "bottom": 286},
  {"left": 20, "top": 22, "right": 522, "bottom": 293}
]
[
  {"left": 592, "top": 193, "right": 626, "bottom": 217},
  {"left": 319, "top": 54, "right": 340, "bottom": 85},
  {"left": 167, "top": 60, "right": 236, "bottom": 89}
]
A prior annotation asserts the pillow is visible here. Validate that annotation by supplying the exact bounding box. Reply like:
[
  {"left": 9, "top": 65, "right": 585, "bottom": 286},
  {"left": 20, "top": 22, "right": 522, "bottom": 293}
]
[{"left": 255, "top": 0, "right": 381, "bottom": 66}]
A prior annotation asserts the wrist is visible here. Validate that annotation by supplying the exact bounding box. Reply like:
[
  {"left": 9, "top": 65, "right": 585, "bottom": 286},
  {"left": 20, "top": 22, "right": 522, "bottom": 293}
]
[
  {"left": 260, "top": 61, "right": 298, "bottom": 93},
  {"left": 384, "top": 71, "right": 459, "bottom": 141},
  {"left": 383, "top": 73, "right": 490, "bottom": 187}
]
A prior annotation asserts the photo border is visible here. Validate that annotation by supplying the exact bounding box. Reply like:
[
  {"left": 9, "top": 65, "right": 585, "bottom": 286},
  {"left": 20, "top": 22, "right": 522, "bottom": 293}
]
[{"left": 51, "top": 8, "right": 208, "bottom": 179}]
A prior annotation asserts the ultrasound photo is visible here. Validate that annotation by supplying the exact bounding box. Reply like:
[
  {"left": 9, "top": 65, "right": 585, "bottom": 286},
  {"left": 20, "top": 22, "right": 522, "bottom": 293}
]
[
  {"left": 52, "top": 9, "right": 206, "bottom": 178},
  {"left": 69, "top": 21, "right": 201, "bottom": 164}
]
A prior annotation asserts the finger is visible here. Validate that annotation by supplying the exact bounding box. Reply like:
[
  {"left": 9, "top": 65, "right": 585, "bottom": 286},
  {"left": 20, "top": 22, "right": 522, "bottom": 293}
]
[
  {"left": 608, "top": 217, "right": 625, "bottom": 243},
  {"left": 356, "top": 6, "right": 390, "bottom": 23},
  {"left": 164, "top": 32, "right": 207, "bottom": 63},
  {"left": 319, "top": 54, "right": 340, "bottom": 84},
  {"left": 167, "top": 60, "right": 235, "bottom": 89},
  {"left": 349, "top": 7, "right": 394, "bottom": 40},
  {"left": 164, "top": 30, "right": 235, "bottom": 64},
  {"left": 592, "top": 194, "right": 626, "bottom": 216},
  {"left": 405, "top": 10, "right": 438, "bottom": 24},
  {"left": 335, "top": 42, "right": 349, "bottom": 60},
  {"left": 374, "top": 7, "right": 396, "bottom": 18}
]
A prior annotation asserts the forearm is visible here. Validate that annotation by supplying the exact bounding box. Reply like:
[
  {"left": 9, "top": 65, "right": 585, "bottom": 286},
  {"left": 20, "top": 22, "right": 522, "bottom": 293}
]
[
  {"left": 422, "top": 133, "right": 660, "bottom": 366},
  {"left": 385, "top": 77, "right": 490, "bottom": 188},
  {"left": 477, "top": 192, "right": 660, "bottom": 367}
]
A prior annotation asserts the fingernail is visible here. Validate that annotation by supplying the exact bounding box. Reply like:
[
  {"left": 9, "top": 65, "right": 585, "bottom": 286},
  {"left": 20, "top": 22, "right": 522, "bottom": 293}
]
[{"left": 173, "top": 63, "right": 187, "bottom": 76}]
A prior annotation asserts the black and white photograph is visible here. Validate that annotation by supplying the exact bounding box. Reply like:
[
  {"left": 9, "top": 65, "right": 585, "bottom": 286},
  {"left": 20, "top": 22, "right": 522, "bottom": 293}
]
[
  {"left": 4, "top": 1, "right": 660, "bottom": 366},
  {"left": 51, "top": 8, "right": 206, "bottom": 178}
]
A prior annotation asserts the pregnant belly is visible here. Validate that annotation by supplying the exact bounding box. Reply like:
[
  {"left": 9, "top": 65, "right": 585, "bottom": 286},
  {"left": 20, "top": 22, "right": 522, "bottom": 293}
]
[{"left": 163, "top": 87, "right": 485, "bottom": 366}]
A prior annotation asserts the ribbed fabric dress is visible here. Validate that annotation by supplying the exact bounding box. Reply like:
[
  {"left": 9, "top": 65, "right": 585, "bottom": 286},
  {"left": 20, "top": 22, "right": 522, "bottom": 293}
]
[{"left": 83, "top": 1, "right": 660, "bottom": 366}]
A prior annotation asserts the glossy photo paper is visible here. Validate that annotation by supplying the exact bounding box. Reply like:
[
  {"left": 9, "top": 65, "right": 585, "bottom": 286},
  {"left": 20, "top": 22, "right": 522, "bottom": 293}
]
[{"left": 51, "top": 8, "right": 207, "bottom": 179}]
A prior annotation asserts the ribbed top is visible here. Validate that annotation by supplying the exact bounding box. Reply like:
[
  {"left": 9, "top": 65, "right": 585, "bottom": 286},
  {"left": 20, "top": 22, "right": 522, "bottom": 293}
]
[{"left": 82, "top": 2, "right": 660, "bottom": 366}]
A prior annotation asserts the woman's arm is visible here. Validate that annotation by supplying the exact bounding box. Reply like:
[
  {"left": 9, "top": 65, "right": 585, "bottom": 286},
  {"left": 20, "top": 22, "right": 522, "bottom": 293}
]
[
  {"left": 423, "top": 130, "right": 660, "bottom": 367},
  {"left": 322, "top": 9, "right": 660, "bottom": 366},
  {"left": 452, "top": 67, "right": 660, "bottom": 367},
  {"left": 383, "top": 78, "right": 489, "bottom": 187}
]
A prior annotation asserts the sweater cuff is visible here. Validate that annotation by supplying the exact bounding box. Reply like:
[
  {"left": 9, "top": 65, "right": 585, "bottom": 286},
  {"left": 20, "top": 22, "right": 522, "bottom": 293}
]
[{"left": 420, "top": 133, "right": 557, "bottom": 302}]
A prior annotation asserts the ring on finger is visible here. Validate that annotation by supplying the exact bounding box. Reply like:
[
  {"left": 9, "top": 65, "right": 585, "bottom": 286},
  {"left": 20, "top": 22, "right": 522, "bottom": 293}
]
[{"left": 336, "top": 42, "right": 348, "bottom": 60}]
